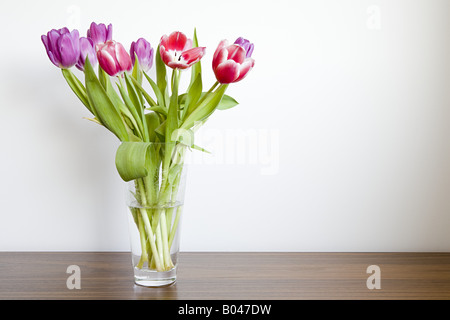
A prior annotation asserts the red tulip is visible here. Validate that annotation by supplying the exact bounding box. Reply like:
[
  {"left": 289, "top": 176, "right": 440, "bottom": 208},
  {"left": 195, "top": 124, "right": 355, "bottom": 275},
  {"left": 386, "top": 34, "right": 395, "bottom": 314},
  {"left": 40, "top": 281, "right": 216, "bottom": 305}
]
[
  {"left": 212, "top": 39, "right": 255, "bottom": 84},
  {"left": 96, "top": 40, "right": 133, "bottom": 76},
  {"left": 159, "top": 31, "right": 206, "bottom": 69}
]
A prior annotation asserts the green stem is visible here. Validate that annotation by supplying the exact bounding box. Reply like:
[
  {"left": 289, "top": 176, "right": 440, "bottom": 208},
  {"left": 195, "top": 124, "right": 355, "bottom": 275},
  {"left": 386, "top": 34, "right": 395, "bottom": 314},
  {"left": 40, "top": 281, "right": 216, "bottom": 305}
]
[
  {"left": 137, "top": 178, "right": 164, "bottom": 271},
  {"left": 139, "top": 207, "right": 163, "bottom": 271},
  {"left": 160, "top": 210, "right": 174, "bottom": 269},
  {"left": 195, "top": 81, "right": 219, "bottom": 106},
  {"left": 155, "top": 217, "right": 165, "bottom": 269},
  {"left": 136, "top": 214, "right": 148, "bottom": 269},
  {"left": 168, "top": 205, "right": 183, "bottom": 249}
]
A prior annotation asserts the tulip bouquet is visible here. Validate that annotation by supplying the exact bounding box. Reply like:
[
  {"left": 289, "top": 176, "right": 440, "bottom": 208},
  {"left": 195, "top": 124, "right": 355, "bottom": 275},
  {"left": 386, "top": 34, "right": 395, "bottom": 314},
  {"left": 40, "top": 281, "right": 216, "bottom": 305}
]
[{"left": 41, "top": 22, "right": 254, "bottom": 281}]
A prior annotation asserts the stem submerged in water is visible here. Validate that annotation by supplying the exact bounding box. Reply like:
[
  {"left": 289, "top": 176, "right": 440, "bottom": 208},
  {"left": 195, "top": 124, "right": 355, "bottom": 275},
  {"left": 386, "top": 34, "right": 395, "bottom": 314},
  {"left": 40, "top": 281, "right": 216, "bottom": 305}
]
[{"left": 132, "top": 143, "right": 184, "bottom": 272}]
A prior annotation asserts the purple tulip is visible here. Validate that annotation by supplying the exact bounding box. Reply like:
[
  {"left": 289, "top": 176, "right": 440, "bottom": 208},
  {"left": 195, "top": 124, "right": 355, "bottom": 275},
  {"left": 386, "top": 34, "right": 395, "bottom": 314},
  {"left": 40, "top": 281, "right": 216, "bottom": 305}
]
[
  {"left": 41, "top": 28, "right": 80, "bottom": 68},
  {"left": 76, "top": 37, "right": 97, "bottom": 71},
  {"left": 87, "top": 22, "right": 112, "bottom": 46},
  {"left": 130, "top": 38, "right": 154, "bottom": 72},
  {"left": 234, "top": 37, "right": 254, "bottom": 58}
]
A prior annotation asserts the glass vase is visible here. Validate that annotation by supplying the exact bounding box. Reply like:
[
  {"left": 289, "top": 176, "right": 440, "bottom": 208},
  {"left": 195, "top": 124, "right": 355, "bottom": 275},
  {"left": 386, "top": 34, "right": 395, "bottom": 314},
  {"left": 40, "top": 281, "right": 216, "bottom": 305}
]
[{"left": 124, "top": 143, "right": 188, "bottom": 287}]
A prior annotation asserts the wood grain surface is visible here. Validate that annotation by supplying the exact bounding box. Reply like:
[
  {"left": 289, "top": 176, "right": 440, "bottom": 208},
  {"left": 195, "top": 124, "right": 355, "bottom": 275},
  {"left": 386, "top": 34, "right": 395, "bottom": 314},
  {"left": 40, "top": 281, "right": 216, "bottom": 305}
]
[{"left": 0, "top": 252, "right": 449, "bottom": 300}]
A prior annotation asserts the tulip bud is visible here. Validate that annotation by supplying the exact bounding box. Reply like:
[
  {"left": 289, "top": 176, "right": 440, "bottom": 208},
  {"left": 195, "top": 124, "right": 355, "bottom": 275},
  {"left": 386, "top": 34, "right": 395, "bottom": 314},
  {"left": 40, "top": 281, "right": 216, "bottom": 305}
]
[
  {"left": 212, "top": 38, "right": 255, "bottom": 84},
  {"left": 234, "top": 37, "right": 254, "bottom": 58},
  {"left": 41, "top": 28, "right": 80, "bottom": 69},
  {"left": 96, "top": 40, "right": 133, "bottom": 76},
  {"left": 76, "top": 37, "right": 97, "bottom": 71},
  {"left": 87, "top": 22, "right": 113, "bottom": 45},
  {"left": 130, "top": 38, "right": 154, "bottom": 72}
]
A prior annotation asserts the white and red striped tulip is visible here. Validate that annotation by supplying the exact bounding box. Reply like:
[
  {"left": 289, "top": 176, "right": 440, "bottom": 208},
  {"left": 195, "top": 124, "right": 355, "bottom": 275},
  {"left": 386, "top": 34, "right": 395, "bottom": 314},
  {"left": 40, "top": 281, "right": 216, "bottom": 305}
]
[
  {"left": 96, "top": 40, "right": 133, "bottom": 76},
  {"left": 159, "top": 31, "right": 205, "bottom": 70},
  {"left": 212, "top": 38, "right": 255, "bottom": 84}
]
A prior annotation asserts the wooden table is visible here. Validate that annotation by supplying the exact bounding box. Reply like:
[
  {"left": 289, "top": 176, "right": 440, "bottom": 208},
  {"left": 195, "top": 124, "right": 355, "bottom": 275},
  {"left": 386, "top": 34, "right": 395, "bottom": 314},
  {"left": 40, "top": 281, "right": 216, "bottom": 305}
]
[{"left": 0, "top": 252, "right": 449, "bottom": 300}]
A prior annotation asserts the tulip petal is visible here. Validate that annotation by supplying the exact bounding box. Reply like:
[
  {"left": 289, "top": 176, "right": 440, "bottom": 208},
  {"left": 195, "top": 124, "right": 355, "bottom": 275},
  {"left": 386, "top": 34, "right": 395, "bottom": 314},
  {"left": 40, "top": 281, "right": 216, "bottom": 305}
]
[
  {"left": 167, "top": 61, "right": 190, "bottom": 69},
  {"left": 168, "top": 31, "right": 188, "bottom": 52},
  {"left": 160, "top": 35, "right": 169, "bottom": 50},
  {"left": 130, "top": 38, "right": 153, "bottom": 72},
  {"left": 234, "top": 58, "right": 255, "bottom": 82},
  {"left": 77, "top": 37, "right": 96, "bottom": 71},
  {"left": 234, "top": 37, "right": 254, "bottom": 58},
  {"left": 213, "top": 39, "right": 228, "bottom": 63},
  {"left": 70, "top": 29, "right": 80, "bottom": 53},
  {"left": 48, "top": 30, "right": 62, "bottom": 64},
  {"left": 41, "top": 34, "right": 49, "bottom": 50},
  {"left": 58, "top": 27, "right": 70, "bottom": 35},
  {"left": 97, "top": 49, "right": 118, "bottom": 76},
  {"left": 115, "top": 42, "right": 132, "bottom": 72},
  {"left": 160, "top": 45, "right": 174, "bottom": 66},
  {"left": 58, "top": 32, "right": 79, "bottom": 68},
  {"left": 246, "top": 43, "right": 254, "bottom": 58},
  {"left": 42, "top": 34, "right": 59, "bottom": 67},
  {"left": 181, "top": 47, "right": 205, "bottom": 65},
  {"left": 88, "top": 22, "right": 112, "bottom": 45},
  {"left": 90, "top": 22, "right": 105, "bottom": 44},
  {"left": 183, "top": 38, "right": 193, "bottom": 51},
  {"left": 106, "top": 24, "right": 113, "bottom": 41},
  {"left": 214, "top": 60, "right": 240, "bottom": 84},
  {"left": 130, "top": 41, "right": 136, "bottom": 65},
  {"left": 212, "top": 47, "right": 228, "bottom": 71},
  {"left": 234, "top": 37, "right": 245, "bottom": 47},
  {"left": 46, "top": 50, "right": 59, "bottom": 67},
  {"left": 226, "top": 45, "right": 246, "bottom": 64}
]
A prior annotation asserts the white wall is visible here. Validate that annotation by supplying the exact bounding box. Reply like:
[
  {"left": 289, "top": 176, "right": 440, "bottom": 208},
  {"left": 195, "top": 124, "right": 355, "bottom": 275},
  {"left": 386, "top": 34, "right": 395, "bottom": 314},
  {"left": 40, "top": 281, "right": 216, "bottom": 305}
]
[{"left": 0, "top": 0, "right": 449, "bottom": 251}]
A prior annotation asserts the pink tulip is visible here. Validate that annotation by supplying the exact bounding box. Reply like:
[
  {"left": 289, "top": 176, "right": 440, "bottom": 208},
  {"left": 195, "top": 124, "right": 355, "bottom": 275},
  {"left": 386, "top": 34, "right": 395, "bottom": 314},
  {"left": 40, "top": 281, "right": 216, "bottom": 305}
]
[
  {"left": 96, "top": 40, "right": 132, "bottom": 76},
  {"left": 159, "top": 31, "right": 206, "bottom": 69},
  {"left": 212, "top": 38, "right": 255, "bottom": 84}
]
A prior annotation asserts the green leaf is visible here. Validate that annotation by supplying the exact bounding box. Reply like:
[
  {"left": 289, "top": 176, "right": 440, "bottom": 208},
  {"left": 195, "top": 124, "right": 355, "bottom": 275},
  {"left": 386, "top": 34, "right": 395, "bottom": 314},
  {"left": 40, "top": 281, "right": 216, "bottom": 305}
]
[
  {"left": 100, "top": 69, "right": 136, "bottom": 122},
  {"left": 172, "top": 128, "right": 194, "bottom": 146},
  {"left": 183, "top": 73, "right": 202, "bottom": 119},
  {"left": 131, "top": 56, "right": 145, "bottom": 107},
  {"left": 143, "top": 71, "right": 166, "bottom": 109},
  {"left": 131, "top": 54, "right": 143, "bottom": 85},
  {"left": 84, "top": 58, "right": 129, "bottom": 141},
  {"left": 61, "top": 69, "right": 92, "bottom": 113},
  {"left": 191, "top": 144, "right": 211, "bottom": 154},
  {"left": 146, "top": 106, "right": 167, "bottom": 116},
  {"left": 129, "top": 75, "right": 157, "bottom": 108},
  {"left": 181, "top": 84, "right": 228, "bottom": 130},
  {"left": 124, "top": 73, "right": 149, "bottom": 141},
  {"left": 217, "top": 95, "right": 239, "bottom": 110},
  {"left": 125, "top": 73, "right": 143, "bottom": 118},
  {"left": 116, "top": 81, "right": 143, "bottom": 138},
  {"left": 115, "top": 142, "right": 156, "bottom": 182},
  {"left": 190, "top": 28, "right": 202, "bottom": 85},
  {"left": 155, "top": 120, "right": 166, "bottom": 142},
  {"left": 145, "top": 112, "right": 160, "bottom": 142},
  {"left": 98, "top": 65, "right": 108, "bottom": 90},
  {"left": 155, "top": 44, "right": 168, "bottom": 107},
  {"left": 177, "top": 93, "right": 187, "bottom": 105}
]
